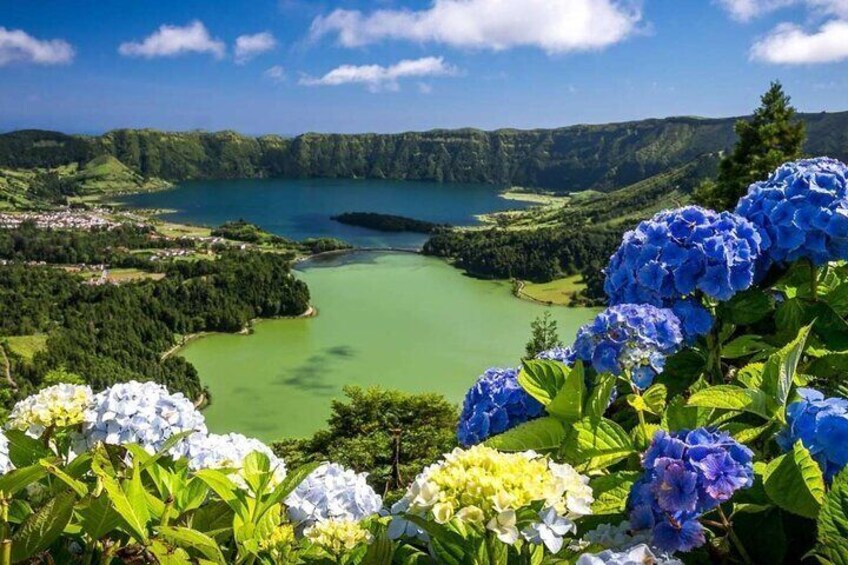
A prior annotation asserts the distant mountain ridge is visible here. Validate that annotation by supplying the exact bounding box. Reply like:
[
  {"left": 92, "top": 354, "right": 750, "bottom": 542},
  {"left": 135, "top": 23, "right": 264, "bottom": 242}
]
[{"left": 1, "top": 111, "right": 846, "bottom": 192}]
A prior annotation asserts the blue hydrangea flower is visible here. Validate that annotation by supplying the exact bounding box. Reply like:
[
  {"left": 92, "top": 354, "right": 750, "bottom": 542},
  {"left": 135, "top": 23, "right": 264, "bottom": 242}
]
[
  {"left": 82, "top": 380, "right": 207, "bottom": 454},
  {"left": 568, "top": 304, "right": 683, "bottom": 390},
  {"left": 536, "top": 346, "right": 575, "bottom": 365},
  {"left": 736, "top": 157, "right": 848, "bottom": 267},
  {"left": 628, "top": 428, "right": 754, "bottom": 553},
  {"left": 285, "top": 462, "right": 383, "bottom": 527},
  {"left": 604, "top": 206, "right": 764, "bottom": 340},
  {"left": 456, "top": 367, "right": 544, "bottom": 446},
  {"left": 777, "top": 387, "right": 848, "bottom": 482},
  {"left": 577, "top": 544, "right": 682, "bottom": 565}
]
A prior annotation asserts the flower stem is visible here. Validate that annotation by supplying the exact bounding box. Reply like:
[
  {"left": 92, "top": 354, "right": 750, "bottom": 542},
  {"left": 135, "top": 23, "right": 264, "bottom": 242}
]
[
  {"left": 809, "top": 260, "right": 819, "bottom": 301},
  {"left": 717, "top": 506, "right": 751, "bottom": 565}
]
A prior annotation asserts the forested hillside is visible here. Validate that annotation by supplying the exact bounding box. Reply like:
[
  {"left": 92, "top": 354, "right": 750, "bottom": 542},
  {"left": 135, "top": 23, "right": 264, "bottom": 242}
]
[{"left": 1, "top": 111, "right": 846, "bottom": 191}]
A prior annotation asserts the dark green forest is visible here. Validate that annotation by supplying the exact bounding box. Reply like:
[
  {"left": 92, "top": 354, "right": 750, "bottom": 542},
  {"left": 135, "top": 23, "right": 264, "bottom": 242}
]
[
  {"left": 0, "top": 239, "right": 309, "bottom": 413},
  {"left": 2, "top": 111, "right": 846, "bottom": 191},
  {"left": 331, "top": 212, "right": 448, "bottom": 233}
]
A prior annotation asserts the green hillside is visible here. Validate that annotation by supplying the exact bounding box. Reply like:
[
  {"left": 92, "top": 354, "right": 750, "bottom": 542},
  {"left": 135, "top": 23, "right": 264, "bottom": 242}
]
[{"left": 1, "top": 110, "right": 845, "bottom": 192}]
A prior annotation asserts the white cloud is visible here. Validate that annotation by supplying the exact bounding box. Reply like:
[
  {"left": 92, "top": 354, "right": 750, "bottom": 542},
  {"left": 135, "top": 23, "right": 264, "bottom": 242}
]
[
  {"left": 751, "top": 19, "right": 848, "bottom": 62},
  {"left": 0, "top": 27, "right": 74, "bottom": 66},
  {"left": 300, "top": 56, "right": 458, "bottom": 91},
  {"left": 235, "top": 32, "right": 277, "bottom": 64},
  {"left": 309, "top": 0, "right": 641, "bottom": 54},
  {"left": 264, "top": 65, "right": 286, "bottom": 82},
  {"left": 119, "top": 21, "right": 225, "bottom": 59},
  {"left": 715, "top": 0, "right": 848, "bottom": 20}
]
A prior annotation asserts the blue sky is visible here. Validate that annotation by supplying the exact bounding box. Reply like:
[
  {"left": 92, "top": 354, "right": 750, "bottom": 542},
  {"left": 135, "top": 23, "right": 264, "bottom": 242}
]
[{"left": 1, "top": 0, "right": 847, "bottom": 134}]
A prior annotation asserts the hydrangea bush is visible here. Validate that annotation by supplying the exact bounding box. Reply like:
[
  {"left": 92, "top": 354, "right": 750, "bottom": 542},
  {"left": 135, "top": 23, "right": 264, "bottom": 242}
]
[{"left": 3, "top": 156, "right": 848, "bottom": 563}]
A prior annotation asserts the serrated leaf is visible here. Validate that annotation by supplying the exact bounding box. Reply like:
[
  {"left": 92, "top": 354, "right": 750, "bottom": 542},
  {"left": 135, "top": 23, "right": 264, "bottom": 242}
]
[
  {"left": 517, "top": 360, "right": 569, "bottom": 405},
  {"left": 736, "top": 362, "right": 765, "bottom": 389},
  {"left": 662, "top": 396, "right": 713, "bottom": 430},
  {"left": 485, "top": 417, "right": 566, "bottom": 453},
  {"left": 0, "top": 463, "right": 48, "bottom": 496},
  {"left": 78, "top": 494, "right": 123, "bottom": 540},
  {"left": 584, "top": 373, "right": 615, "bottom": 422},
  {"left": 4, "top": 430, "right": 52, "bottom": 468},
  {"left": 563, "top": 417, "right": 634, "bottom": 472},
  {"left": 641, "top": 384, "right": 666, "bottom": 415},
  {"left": 92, "top": 465, "right": 150, "bottom": 543},
  {"left": 362, "top": 531, "right": 396, "bottom": 565},
  {"left": 545, "top": 361, "right": 585, "bottom": 422},
  {"left": 590, "top": 471, "right": 641, "bottom": 515},
  {"left": 687, "top": 385, "right": 770, "bottom": 419},
  {"left": 722, "top": 335, "right": 772, "bottom": 359},
  {"left": 10, "top": 490, "right": 76, "bottom": 562},
  {"left": 818, "top": 467, "right": 848, "bottom": 565},
  {"left": 761, "top": 324, "right": 811, "bottom": 410},
  {"left": 719, "top": 288, "right": 774, "bottom": 325},
  {"left": 763, "top": 441, "right": 825, "bottom": 519},
  {"left": 39, "top": 459, "right": 88, "bottom": 498},
  {"left": 158, "top": 526, "right": 227, "bottom": 565}
]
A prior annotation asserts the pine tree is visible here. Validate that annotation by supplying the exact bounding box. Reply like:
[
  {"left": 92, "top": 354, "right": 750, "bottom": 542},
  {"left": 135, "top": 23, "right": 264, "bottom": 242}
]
[
  {"left": 524, "top": 311, "right": 563, "bottom": 359},
  {"left": 694, "top": 81, "right": 805, "bottom": 211}
]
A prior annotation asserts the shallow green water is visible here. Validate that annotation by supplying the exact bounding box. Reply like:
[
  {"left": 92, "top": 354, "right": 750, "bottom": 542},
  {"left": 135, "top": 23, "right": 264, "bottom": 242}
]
[{"left": 180, "top": 252, "right": 597, "bottom": 441}]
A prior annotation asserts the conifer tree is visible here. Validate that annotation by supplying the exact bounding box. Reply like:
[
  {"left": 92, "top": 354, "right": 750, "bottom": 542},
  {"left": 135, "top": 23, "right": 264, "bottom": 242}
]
[
  {"left": 524, "top": 311, "right": 563, "bottom": 359},
  {"left": 694, "top": 81, "right": 805, "bottom": 210}
]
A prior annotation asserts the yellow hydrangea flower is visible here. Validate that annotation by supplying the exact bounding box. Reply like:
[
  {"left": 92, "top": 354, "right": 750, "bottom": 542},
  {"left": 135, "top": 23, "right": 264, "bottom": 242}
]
[
  {"left": 7, "top": 384, "right": 93, "bottom": 437},
  {"left": 304, "top": 519, "right": 373, "bottom": 554},
  {"left": 260, "top": 524, "right": 296, "bottom": 552}
]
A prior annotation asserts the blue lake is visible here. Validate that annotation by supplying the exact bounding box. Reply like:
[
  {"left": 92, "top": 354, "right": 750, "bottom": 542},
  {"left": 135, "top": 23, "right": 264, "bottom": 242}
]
[{"left": 118, "top": 178, "right": 529, "bottom": 248}]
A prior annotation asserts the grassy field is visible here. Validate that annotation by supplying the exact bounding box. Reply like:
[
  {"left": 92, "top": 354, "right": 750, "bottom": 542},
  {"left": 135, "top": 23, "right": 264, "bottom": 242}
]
[
  {"left": 3, "top": 334, "right": 48, "bottom": 361},
  {"left": 518, "top": 274, "right": 586, "bottom": 306},
  {"left": 156, "top": 221, "right": 213, "bottom": 238},
  {"left": 106, "top": 268, "right": 166, "bottom": 283}
]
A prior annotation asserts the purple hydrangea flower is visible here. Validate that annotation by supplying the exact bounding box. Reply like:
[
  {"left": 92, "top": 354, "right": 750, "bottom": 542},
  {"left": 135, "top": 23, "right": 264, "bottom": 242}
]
[
  {"left": 777, "top": 387, "right": 848, "bottom": 482},
  {"left": 604, "top": 206, "right": 764, "bottom": 340},
  {"left": 456, "top": 367, "right": 544, "bottom": 446},
  {"left": 628, "top": 428, "right": 754, "bottom": 553},
  {"left": 736, "top": 157, "right": 848, "bottom": 267},
  {"left": 567, "top": 304, "right": 683, "bottom": 389}
]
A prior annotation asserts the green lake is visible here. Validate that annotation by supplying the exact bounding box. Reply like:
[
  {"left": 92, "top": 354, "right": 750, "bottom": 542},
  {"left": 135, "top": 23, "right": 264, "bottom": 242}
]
[{"left": 180, "top": 251, "right": 597, "bottom": 441}]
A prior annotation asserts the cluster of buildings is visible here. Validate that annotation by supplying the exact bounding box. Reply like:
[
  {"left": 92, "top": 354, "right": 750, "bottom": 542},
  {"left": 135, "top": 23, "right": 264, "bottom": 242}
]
[{"left": 0, "top": 208, "right": 147, "bottom": 231}]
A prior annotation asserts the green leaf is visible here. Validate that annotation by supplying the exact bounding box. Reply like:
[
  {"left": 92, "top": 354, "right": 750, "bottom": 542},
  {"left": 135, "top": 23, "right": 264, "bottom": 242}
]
[
  {"left": 77, "top": 494, "right": 123, "bottom": 540},
  {"left": 263, "top": 460, "right": 321, "bottom": 513},
  {"left": 362, "top": 531, "right": 396, "bottom": 565},
  {"left": 719, "top": 288, "right": 774, "bottom": 325},
  {"left": 819, "top": 467, "right": 848, "bottom": 565},
  {"left": 732, "top": 507, "right": 787, "bottom": 565},
  {"left": 158, "top": 526, "right": 227, "bottom": 565},
  {"left": 485, "top": 417, "right": 566, "bottom": 453},
  {"left": 662, "top": 396, "right": 713, "bottom": 430},
  {"left": 187, "top": 500, "right": 234, "bottom": 539},
  {"left": 763, "top": 441, "right": 825, "bottom": 519},
  {"left": 39, "top": 459, "right": 88, "bottom": 498},
  {"left": 517, "top": 360, "right": 568, "bottom": 405},
  {"left": 93, "top": 468, "right": 150, "bottom": 543},
  {"left": 10, "top": 490, "right": 76, "bottom": 563},
  {"left": 147, "top": 540, "right": 193, "bottom": 565},
  {"left": 194, "top": 469, "right": 247, "bottom": 519},
  {"left": 589, "top": 471, "right": 641, "bottom": 515},
  {"left": 584, "top": 373, "right": 615, "bottom": 422},
  {"left": 563, "top": 417, "right": 635, "bottom": 472},
  {"left": 545, "top": 361, "right": 585, "bottom": 422},
  {"left": 641, "top": 384, "right": 666, "bottom": 415},
  {"left": 0, "top": 464, "right": 48, "bottom": 496},
  {"left": 760, "top": 324, "right": 811, "bottom": 410},
  {"left": 722, "top": 335, "right": 773, "bottom": 359},
  {"left": 4, "top": 430, "right": 52, "bottom": 468},
  {"left": 724, "top": 421, "right": 774, "bottom": 444},
  {"left": 687, "top": 385, "right": 770, "bottom": 419},
  {"left": 402, "top": 515, "right": 466, "bottom": 565},
  {"left": 736, "top": 362, "right": 765, "bottom": 389}
]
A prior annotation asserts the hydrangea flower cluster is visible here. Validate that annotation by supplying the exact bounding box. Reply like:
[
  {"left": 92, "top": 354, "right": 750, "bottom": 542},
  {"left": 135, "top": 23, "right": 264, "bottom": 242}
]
[
  {"left": 81, "top": 381, "right": 206, "bottom": 454},
  {"left": 736, "top": 157, "right": 848, "bottom": 266},
  {"left": 776, "top": 388, "right": 848, "bottom": 482},
  {"left": 285, "top": 463, "right": 383, "bottom": 527},
  {"left": 175, "top": 432, "right": 287, "bottom": 488},
  {"left": 628, "top": 429, "right": 754, "bottom": 553},
  {"left": 577, "top": 544, "right": 682, "bottom": 565},
  {"left": 0, "top": 431, "right": 13, "bottom": 476},
  {"left": 581, "top": 520, "right": 650, "bottom": 550},
  {"left": 304, "top": 519, "right": 373, "bottom": 554},
  {"left": 604, "top": 206, "right": 764, "bottom": 339},
  {"left": 398, "top": 445, "right": 593, "bottom": 554},
  {"left": 456, "top": 367, "right": 544, "bottom": 446},
  {"left": 6, "top": 384, "right": 93, "bottom": 437},
  {"left": 569, "top": 304, "right": 683, "bottom": 389},
  {"left": 536, "top": 346, "right": 575, "bottom": 365}
]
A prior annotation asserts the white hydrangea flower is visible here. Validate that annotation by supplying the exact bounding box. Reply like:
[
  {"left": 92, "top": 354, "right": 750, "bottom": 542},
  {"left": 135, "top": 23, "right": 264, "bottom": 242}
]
[
  {"left": 548, "top": 462, "right": 594, "bottom": 517},
  {"left": 521, "top": 507, "right": 576, "bottom": 554},
  {"left": 285, "top": 462, "right": 383, "bottom": 527},
  {"left": 0, "top": 431, "right": 13, "bottom": 476},
  {"left": 7, "top": 384, "right": 93, "bottom": 437},
  {"left": 577, "top": 544, "right": 683, "bottom": 565},
  {"left": 582, "top": 521, "right": 650, "bottom": 551},
  {"left": 82, "top": 381, "right": 206, "bottom": 453},
  {"left": 175, "top": 431, "right": 286, "bottom": 489}
]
